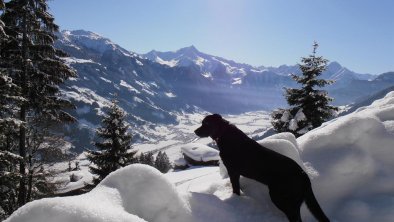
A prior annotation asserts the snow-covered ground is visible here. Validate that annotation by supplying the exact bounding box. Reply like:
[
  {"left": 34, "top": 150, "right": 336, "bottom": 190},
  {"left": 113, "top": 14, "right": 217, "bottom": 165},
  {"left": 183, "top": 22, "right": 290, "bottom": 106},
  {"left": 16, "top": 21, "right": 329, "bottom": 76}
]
[
  {"left": 47, "top": 111, "right": 272, "bottom": 193},
  {"left": 6, "top": 92, "right": 394, "bottom": 221}
]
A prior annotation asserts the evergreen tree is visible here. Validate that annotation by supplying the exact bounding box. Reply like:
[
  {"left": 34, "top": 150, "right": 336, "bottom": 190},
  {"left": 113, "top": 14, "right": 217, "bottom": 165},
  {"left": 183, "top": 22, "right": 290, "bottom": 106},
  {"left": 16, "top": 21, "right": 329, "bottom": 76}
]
[
  {"left": 271, "top": 42, "right": 338, "bottom": 137},
  {"left": 87, "top": 100, "right": 137, "bottom": 185},
  {"left": 139, "top": 151, "right": 155, "bottom": 166},
  {"left": 154, "top": 151, "right": 171, "bottom": 173},
  {"left": 0, "top": 0, "right": 76, "bottom": 207},
  {"left": 0, "top": 2, "right": 23, "bottom": 217}
]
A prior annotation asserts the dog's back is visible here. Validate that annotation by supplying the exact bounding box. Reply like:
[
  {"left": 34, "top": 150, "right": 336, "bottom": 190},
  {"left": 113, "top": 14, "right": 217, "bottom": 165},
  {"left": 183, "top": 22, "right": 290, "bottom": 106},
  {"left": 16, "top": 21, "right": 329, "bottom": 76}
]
[{"left": 217, "top": 124, "right": 305, "bottom": 185}]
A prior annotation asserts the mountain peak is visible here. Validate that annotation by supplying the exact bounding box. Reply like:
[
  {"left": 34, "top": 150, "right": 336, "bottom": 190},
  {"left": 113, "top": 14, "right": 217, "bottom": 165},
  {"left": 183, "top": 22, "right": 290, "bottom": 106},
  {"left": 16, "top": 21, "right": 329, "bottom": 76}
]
[
  {"left": 62, "top": 30, "right": 103, "bottom": 39},
  {"left": 327, "top": 61, "right": 343, "bottom": 70},
  {"left": 59, "top": 29, "right": 135, "bottom": 56},
  {"left": 177, "top": 45, "right": 200, "bottom": 54}
]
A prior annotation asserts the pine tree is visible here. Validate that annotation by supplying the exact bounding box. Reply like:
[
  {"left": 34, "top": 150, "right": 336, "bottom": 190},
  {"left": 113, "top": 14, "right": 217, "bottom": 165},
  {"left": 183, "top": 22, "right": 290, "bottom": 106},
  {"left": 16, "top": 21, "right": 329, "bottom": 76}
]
[
  {"left": 87, "top": 100, "right": 137, "bottom": 185},
  {"left": 271, "top": 42, "right": 338, "bottom": 137},
  {"left": 0, "top": 2, "right": 23, "bottom": 217},
  {"left": 1, "top": 0, "right": 76, "bottom": 207},
  {"left": 139, "top": 152, "right": 155, "bottom": 166},
  {"left": 154, "top": 151, "right": 171, "bottom": 173}
]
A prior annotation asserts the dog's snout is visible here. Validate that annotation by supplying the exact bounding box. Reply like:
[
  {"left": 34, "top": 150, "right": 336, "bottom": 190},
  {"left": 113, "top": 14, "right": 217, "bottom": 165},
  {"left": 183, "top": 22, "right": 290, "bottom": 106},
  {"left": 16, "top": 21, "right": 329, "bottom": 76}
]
[
  {"left": 194, "top": 127, "right": 201, "bottom": 136},
  {"left": 194, "top": 126, "right": 209, "bottom": 138}
]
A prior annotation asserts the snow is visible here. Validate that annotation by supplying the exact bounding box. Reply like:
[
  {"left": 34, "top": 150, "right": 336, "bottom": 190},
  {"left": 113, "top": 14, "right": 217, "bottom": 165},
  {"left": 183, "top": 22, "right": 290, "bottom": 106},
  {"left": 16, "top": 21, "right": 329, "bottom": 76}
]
[
  {"left": 297, "top": 91, "right": 394, "bottom": 221},
  {"left": 135, "top": 59, "right": 143, "bottom": 66},
  {"left": 120, "top": 80, "right": 140, "bottom": 94},
  {"left": 173, "top": 157, "right": 188, "bottom": 167},
  {"left": 100, "top": 77, "right": 112, "bottom": 83},
  {"left": 257, "top": 133, "right": 306, "bottom": 171},
  {"left": 232, "top": 78, "right": 242, "bottom": 85},
  {"left": 154, "top": 56, "right": 178, "bottom": 67},
  {"left": 62, "top": 57, "right": 95, "bottom": 65},
  {"left": 181, "top": 143, "right": 220, "bottom": 162},
  {"left": 201, "top": 72, "right": 212, "bottom": 78},
  {"left": 294, "top": 108, "right": 306, "bottom": 121},
  {"left": 61, "top": 86, "right": 111, "bottom": 108},
  {"left": 6, "top": 93, "right": 394, "bottom": 222},
  {"left": 288, "top": 118, "right": 298, "bottom": 131},
  {"left": 142, "top": 88, "right": 156, "bottom": 96},
  {"left": 50, "top": 153, "right": 94, "bottom": 193},
  {"left": 164, "top": 92, "right": 177, "bottom": 98},
  {"left": 6, "top": 165, "right": 190, "bottom": 222},
  {"left": 61, "top": 30, "right": 120, "bottom": 54},
  {"left": 133, "top": 96, "right": 144, "bottom": 103},
  {"left": 194, "top": 56, "right": 206, "bottom": 67},
  {"left": 280, "top": 110, "right": 290, "bottom": 122},
  {"left": 7, "top": 164, "right": 286, "bottom": 222}
]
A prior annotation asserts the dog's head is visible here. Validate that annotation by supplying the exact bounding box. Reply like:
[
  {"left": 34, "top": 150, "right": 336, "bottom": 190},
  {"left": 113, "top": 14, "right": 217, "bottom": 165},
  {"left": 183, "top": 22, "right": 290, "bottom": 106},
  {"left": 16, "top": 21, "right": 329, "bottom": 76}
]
[{"left": 194, "top": 114, "right": 227, "bottom": 139}]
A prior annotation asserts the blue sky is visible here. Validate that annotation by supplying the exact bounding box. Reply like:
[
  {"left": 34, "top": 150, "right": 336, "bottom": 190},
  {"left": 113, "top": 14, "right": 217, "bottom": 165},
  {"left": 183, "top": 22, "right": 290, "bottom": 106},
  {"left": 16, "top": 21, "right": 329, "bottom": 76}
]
[{"left": 49, "top": 0, "right": 393, "bottom": 74}]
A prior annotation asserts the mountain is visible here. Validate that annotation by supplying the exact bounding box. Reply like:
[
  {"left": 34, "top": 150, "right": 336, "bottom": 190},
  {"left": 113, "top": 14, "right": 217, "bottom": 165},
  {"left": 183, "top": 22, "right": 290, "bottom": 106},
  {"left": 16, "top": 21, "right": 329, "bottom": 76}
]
[
  {"left": 145, "top": 45, "right": 255, "bottom": 82},
  {"left": 54, "top": 30, "right": 393, "bottom": 151},
  {"left": 55, "top": 30, "right": 279, "bottom": 151},
  {"left": 143, "top": 47, "right": 383, "bottom": 105},
  {"left": 144, "top": 47, "right": 374, "bottom": 87},
  {"left": 326, "top": 71, "right": 394, "bottom": 104},
  {"left": 56, "top": 30, "right": 194, "bottom": 150}
]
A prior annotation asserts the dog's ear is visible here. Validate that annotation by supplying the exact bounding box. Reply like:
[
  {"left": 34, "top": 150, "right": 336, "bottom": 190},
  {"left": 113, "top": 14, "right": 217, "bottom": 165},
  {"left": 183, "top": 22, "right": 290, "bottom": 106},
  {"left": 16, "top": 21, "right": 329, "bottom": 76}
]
[{"left": 212, "top": 114, "right": 222, "bottom": 119}]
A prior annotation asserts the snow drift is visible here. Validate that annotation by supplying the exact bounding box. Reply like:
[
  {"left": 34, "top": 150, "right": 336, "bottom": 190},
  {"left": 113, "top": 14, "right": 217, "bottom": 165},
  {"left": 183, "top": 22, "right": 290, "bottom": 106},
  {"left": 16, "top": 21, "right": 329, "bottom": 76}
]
[
  {"left": 298, "top": 91, "right": 394, "bottom": 222},
  {"left": 6, "top": 164, "right": 192, "bottom": 222}
]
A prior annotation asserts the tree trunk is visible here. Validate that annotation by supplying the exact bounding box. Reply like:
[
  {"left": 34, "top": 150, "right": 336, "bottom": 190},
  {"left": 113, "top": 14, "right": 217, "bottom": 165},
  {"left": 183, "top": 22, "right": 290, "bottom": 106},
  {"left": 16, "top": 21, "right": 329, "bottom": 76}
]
[
  {"left": 17, "top": 7, "right": 28, "bottom": 207},
  {"left": 26, "top": 154, "right": 33, "bottom": 202},
  {"left": 17, "top": 104, "right": 27, "bottom": 207}
]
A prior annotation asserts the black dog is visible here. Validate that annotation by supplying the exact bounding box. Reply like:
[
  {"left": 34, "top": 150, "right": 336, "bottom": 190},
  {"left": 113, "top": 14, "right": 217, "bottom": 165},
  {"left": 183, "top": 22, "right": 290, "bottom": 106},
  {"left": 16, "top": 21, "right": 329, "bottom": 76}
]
[{"left": 195, "top": 114, "right": 329, "bottom": 222}]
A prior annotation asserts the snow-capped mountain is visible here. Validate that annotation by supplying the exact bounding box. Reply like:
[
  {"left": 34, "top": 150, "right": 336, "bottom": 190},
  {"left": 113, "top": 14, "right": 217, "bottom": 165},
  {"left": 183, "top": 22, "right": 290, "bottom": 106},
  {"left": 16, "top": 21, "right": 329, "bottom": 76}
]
[
  {"left": 143, "top": 46, "right": 386, "bottom": 105},
  {"left": 266, "top": 62, "right": 373, "bottom": 82},
  {"left": 144, "top": 47, "right": 374, "bottom": 87},
  {"left": 144, "top": 46, "right": 257, "bottom": 84},
  {"left": 55, "top": 30, "right": 277, "bottom": 151},
  {"left": 55, "top": 30, "right": 393, "bottom": 151}
]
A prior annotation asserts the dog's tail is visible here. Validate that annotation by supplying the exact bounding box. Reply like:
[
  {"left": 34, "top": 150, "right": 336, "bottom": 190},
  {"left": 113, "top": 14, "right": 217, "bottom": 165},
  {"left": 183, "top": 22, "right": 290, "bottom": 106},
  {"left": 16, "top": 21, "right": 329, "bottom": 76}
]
[{"left": 304, "top": 182, "right": 330, "bottom": 222}]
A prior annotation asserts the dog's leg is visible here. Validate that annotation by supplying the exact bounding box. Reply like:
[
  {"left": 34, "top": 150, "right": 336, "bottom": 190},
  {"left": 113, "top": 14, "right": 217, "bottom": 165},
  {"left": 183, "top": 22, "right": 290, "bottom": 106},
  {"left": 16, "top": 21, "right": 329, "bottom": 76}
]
[
  {"left": 229, "top": 172, "right": 240, "bottom": 195},
  {"left": 269, "top": 187, "right": 303, "bottom": 222}
]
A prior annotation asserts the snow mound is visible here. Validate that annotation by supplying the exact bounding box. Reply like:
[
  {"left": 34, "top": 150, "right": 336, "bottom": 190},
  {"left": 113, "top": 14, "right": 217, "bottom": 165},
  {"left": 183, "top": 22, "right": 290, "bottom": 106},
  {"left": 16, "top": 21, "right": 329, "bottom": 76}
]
[
  {"left": 6, "top": 164, "right": 191, "bottom": 222},
  {"left": 298, "top": 91, "right": 394, "bottom": 222},
  {"left": 257, "top": 132, "right": 304, "bottom": 169},
  {"left": 181, "top": 143, "right": 220, "bottom": 162}
]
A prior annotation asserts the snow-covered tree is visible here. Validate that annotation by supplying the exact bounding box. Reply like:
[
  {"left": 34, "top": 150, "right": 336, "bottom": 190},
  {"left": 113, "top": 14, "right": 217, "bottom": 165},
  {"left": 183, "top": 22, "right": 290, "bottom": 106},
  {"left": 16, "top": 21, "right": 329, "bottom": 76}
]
[
  {"left": 0, "top": 150, "right": 21, "bottom": 220},
  {"left": 1, "top": 0, "right": 77, "bottom": 207},
  {"left": 271, "top": 42, "right": 338, "bottom": 137},
  {"left": 154, "top": 151, "right": 171, "bottom": 173},
  {"left": 87, "top": 100, "right": 137, "bottom": 185},
  {"left": 139, "top": 152, "right": 155, "bottom": 167},
  {"left": 0, "top": 2, "right": 23, "bottom": 217}
]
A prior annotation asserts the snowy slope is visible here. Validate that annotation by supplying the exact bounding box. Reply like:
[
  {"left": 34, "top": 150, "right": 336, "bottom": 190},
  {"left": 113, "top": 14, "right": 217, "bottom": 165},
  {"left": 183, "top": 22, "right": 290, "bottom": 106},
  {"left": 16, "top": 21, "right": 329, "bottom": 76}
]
[{"left": 7, "top": 91, "right": 394, "bottom": 222}]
